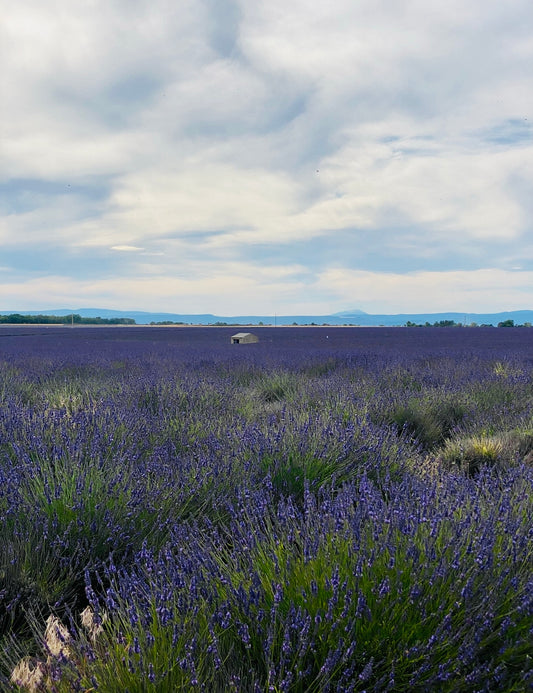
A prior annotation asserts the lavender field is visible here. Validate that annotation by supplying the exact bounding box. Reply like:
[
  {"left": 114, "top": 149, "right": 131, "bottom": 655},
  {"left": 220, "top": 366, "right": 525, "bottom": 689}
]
[{"left": 1, "top": 326, "right": 532, "bottom": 692}]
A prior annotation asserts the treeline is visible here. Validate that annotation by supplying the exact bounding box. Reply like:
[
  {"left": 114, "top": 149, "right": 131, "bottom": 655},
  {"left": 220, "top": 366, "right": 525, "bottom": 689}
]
[
  {"left": 405, "top": 319, "right": 531, "bottom": 328},
  {"left": 149, "top": 321, "right": 187, "bottom": 325},
  {"left": 0, "top": 313, "right": 136, "bottom": 325}
]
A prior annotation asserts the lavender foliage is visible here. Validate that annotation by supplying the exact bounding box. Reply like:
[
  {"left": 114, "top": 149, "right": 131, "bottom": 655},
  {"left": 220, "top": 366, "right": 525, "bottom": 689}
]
[{"left": 0, "top": 326, "right": 532, "bottom": 691}]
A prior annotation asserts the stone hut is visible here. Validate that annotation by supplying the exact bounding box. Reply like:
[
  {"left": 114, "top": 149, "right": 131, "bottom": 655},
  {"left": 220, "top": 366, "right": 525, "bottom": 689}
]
[{"left": 230, "top": 332, "right": 259, "bottom": 344}]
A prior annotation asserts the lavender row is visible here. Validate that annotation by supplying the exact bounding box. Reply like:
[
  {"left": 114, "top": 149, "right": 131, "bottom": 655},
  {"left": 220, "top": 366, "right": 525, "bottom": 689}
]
[{"left": 1, "top": 327, "right": 532, "bottom": 690}]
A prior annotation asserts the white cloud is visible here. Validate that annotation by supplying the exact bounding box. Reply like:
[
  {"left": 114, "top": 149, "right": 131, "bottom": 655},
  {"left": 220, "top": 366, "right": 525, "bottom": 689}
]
[
  {"left": 0, "top": 261, "right": 312, "bottom": 314},
  {"left": 317, "top": 267, "right": 533, "bottom": 313},
  {"left": 318, "top": 138, "right": 530, "bottom": 240},
  {"left": 1, "top": 0, "right": 532, "bottom": 312},
  {"left": 0, "top": 264, "right": 530, "bottom": 316}
]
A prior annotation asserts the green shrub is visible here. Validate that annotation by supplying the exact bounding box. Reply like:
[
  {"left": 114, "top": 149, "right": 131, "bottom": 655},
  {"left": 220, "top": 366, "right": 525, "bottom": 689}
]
[
  {"left": 389, "top": 398, "right": 466, "bottom": 449},
  {"left": 436, "top": 435, "right": 504, "bottom": 476},
  {"left": 435, "top": 427, "right": 533, "bottom": 477},
  {"left": 256, "top": 371, "right": 299, "bottom": 403},
  {"left": 506, "top": 428, "right": 533, "bottom": 464}
]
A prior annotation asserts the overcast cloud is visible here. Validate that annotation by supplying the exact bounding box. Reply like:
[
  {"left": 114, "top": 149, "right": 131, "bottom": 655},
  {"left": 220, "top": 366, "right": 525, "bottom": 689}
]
[{"left": 1, "top": 0, "right": 532, "bottom": 315}]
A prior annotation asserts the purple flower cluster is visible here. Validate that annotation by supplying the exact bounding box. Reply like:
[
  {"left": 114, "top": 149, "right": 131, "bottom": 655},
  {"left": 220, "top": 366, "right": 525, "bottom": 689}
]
[{"left": 0, "top": 326, "right": 532, "bottom": 691}]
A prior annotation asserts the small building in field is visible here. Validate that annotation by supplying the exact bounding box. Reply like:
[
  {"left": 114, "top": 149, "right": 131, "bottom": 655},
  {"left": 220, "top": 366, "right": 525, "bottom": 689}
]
[{"left": 231, "top": 332, "right": 259, "bottom": 344}]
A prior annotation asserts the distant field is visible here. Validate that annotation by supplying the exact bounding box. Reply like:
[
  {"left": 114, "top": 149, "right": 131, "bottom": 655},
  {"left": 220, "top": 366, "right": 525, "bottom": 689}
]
[{"left": 1, "top": 327, "right": 532, "bottom": 691}]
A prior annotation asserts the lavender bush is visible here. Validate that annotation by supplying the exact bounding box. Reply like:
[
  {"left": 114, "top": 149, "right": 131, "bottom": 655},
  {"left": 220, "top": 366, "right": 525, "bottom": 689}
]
[{"left": 1, "top": 326, "right": 532, "bottom": 691}]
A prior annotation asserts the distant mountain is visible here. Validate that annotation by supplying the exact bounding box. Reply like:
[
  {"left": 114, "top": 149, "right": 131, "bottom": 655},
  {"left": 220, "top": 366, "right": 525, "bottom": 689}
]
[
  {"left": 1, "top": 308, "right": 532, "bottom": 326},
  {"left": 332, "top": 309, "right": 368, "bottom": 317}
]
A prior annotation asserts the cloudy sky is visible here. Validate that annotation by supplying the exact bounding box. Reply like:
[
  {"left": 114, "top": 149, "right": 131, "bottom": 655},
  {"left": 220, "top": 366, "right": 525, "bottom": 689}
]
[{"left": 1, "top": 0, "right": 532, "bottom": 316}]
